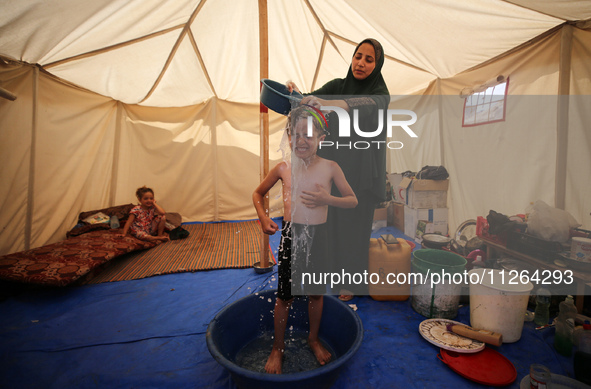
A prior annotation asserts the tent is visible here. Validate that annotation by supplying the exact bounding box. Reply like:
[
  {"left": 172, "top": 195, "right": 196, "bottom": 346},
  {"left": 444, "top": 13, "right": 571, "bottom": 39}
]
[{"left": 1, "top": 0, "right": 590, "bottom": 255}]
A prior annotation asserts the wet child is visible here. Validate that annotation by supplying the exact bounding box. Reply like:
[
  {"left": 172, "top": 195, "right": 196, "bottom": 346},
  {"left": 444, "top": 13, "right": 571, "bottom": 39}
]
[
  {"left": 253, "top": 106, "right": 357, "bottom": 374},
  {"left": 121, "top": 186, "right": 169, "bottom": 242}
]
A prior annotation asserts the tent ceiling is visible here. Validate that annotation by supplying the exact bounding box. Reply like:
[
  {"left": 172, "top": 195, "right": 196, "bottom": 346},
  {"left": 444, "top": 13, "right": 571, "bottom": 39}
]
[{"left": 1, "top": 0, "right": 590, "bottom": 107}]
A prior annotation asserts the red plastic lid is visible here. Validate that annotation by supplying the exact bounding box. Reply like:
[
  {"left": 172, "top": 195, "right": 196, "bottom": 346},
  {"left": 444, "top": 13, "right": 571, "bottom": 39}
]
[{"left": 438, "top": 347, "right": 517, "bottom": 386}]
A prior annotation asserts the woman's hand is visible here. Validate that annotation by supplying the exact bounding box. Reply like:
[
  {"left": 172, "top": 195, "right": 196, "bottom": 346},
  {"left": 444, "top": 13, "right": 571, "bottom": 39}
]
[
  {"left": 300, "top": 95, "right": 323, "bottom": 109},
  {"left": 286, "top": 80, "right": 301, "bottom": 94},
  {"left": 301, "top": 96, "right": 350, "bottom": 114},
  {"left": 300, "top": 184, "right": 330, "bottom": 208}
]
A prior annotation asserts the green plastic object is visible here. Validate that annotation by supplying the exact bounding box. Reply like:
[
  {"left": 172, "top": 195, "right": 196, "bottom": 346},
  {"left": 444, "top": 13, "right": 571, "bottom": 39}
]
[{"left": 411, "top": 249, "right": 467, "bottom": 275}]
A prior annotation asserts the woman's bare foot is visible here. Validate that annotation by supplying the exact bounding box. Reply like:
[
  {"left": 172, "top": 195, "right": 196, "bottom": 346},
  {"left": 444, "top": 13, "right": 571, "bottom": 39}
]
[
  {"left": 265, "top": 346, "right": 284, "bottom": 374},
  {"left": 308, "top": 338, "right": 332, "bottom": 366}
]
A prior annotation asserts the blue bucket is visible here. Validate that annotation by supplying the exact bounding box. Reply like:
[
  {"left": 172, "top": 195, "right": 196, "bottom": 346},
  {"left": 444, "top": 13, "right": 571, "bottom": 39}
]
[
  {"left": 260, "top": 79, "right": 303, "bottom": 115},
  {"left": 206, "top": 289, "right": 363, "bottom": 389}
]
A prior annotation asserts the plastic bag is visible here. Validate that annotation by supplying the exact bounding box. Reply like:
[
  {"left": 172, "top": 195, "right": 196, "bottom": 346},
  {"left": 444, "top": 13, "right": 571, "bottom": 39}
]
[
  {"left": 527, "top": 200, "right": 580, "bottom": 242},
  {"left": 416, "top": 165, "right": 449, "bottom": 180}
]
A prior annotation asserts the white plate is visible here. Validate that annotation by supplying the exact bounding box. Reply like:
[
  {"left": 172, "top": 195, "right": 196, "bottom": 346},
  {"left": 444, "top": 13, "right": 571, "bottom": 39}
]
[
  {"left": 418, "top": 319, "right": 485, "bottom": 353},
  {"left": 520, "top": 373, "right": 591, "bottom": 389}
]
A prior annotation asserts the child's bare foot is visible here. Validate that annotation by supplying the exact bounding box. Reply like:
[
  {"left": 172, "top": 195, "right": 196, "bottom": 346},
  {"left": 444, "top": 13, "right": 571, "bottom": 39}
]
[
  {"left": 308, "top": 338, "right": 332, "bottom": 366},
  {"left": 156, "top": 235, "right": 169, "bottom": 242},
  {"left": 265, "top": 346, "right": 284, "bottom": 374}
]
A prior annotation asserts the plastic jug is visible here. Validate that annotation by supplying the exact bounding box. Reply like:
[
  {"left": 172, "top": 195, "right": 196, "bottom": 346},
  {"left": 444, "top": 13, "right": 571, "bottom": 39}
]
[
  {"left": 554, "top": 295, "right": 577, "bottom": 356},
  {"left": 369, "top": 235, "right": 411, "bottom": 301}
]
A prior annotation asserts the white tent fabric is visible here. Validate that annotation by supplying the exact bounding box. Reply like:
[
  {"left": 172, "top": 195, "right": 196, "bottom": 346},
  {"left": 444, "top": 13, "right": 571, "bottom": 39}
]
[{"left": 1, "top": 0, "right": 590, "bottom": 254}]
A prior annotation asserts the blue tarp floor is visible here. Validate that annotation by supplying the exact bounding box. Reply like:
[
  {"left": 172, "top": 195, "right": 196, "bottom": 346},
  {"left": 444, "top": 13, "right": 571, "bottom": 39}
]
[{"left": 0, "top": 222, "right": 574, "bottom": 388}]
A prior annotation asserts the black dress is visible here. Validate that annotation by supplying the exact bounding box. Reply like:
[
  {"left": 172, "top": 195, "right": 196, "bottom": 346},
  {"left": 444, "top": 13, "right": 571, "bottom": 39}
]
[{"left": 309, "top": 39, "right": 391, "bottom": 295}]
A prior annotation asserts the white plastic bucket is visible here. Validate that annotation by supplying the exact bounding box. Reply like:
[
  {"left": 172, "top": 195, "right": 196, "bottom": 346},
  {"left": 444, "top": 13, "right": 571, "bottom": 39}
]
[{"left": 468, "top": 268, "right": 533, "bottom": 343}]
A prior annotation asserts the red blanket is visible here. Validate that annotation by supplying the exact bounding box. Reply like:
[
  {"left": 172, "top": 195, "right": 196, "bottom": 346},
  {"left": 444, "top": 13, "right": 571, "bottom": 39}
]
[{"left": 0, "top": 229, "right": 157, "bottom": 287}]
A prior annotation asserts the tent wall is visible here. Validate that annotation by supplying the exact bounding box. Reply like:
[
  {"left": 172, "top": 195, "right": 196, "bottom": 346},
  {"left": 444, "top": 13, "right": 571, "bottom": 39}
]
[
  {"left": 387, "top": 25, "right": 591, "bottom": 234},
  {"left": 0, "top": 61, "right": 286, "bottom": 255},
  {"left": 567, "top": 26, "right": 591, "bottom": 234},
  {"left": 1, "top": 24, "right": 591, "bottom": 256}
]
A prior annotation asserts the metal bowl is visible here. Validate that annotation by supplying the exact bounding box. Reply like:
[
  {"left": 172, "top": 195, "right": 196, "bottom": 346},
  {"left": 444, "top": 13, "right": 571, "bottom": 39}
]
[
  {"left": 253, "top": 260, "right": 275, "bottom": 274},
  {"left": 421, "top": 234, "right": 451, "bottom": 249}
]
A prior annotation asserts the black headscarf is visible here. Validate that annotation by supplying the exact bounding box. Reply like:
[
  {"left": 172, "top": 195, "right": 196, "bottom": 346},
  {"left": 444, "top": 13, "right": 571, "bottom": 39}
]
[
  {"left": 340, "top": 38, "right": 389, "bottom": 96},
  {"left": 312, "top": 38, "right": 389, "bottom": 98}
]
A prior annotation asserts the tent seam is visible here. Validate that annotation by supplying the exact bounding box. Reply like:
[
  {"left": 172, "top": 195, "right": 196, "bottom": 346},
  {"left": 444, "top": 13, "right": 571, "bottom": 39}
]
[{"left": 140, "top": 0, "right": 209, "bottom": 104}]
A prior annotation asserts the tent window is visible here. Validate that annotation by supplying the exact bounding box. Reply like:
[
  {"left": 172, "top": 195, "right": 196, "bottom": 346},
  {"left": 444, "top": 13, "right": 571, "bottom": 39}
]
[{"left": 462, "top": 79, "right": 508, "bottom": 127}]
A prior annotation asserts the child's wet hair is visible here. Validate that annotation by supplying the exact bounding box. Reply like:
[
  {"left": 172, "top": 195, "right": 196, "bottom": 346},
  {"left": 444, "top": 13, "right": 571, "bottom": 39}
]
[
  {"left": 136, "top": 186, "right": 154, "bottom": 200},
  {"left": 286, "top": 106, "right": 327, "bottom": 136}
]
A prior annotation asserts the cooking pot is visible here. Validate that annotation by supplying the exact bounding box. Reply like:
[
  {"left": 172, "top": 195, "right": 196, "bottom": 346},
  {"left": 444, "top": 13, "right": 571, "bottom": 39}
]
[{"left": 421, "top": 234, "right": 451, "bottom": 249}]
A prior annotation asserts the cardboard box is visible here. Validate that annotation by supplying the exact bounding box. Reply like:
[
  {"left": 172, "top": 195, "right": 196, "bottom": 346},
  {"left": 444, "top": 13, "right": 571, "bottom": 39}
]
[
  {"left": 388, "top": 202, "right": 405, "bottom": 231},
  {"left": 387, "top": 173, "right": 405, "bottom": 204},
  {"left": 373, "top": 207, "right": 387, "bottom": 221},
  {"left": 372, "top": 206, "right": 388, "bottom": 231},
  {"left": 403, "top": 206, "right": 448, "bottom": 241},
  {"left": 399, "top": 177, "right": 449, "bottom": 208}
]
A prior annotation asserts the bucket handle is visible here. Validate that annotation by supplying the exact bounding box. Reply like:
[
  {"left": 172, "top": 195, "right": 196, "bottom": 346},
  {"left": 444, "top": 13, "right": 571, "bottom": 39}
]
[
  {"left": 380, "top": 234, "right": 399, "bottom": 245},
  {"left": 437, "top": 353, "right": 447, "bottom": 364}
]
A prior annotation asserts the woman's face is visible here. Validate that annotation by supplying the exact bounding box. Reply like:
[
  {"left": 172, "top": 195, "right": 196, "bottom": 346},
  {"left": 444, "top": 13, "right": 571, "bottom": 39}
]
[{"left": 352, "top": 43, "right": 376, "bottom": 80}]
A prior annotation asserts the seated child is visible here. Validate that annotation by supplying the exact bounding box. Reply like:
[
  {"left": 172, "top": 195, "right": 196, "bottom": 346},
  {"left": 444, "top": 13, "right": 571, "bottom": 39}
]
[
  {"left": 253, "top": 106, "right": 357, "bottom": 374},
  {"left": 121, "top": 186, "right": 169, "bottom": 242}
]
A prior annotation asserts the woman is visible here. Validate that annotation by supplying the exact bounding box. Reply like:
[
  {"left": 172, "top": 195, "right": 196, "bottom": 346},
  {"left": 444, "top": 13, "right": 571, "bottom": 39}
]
[{"left": 287, "top": 38, "right": 390, "bottom": 300}]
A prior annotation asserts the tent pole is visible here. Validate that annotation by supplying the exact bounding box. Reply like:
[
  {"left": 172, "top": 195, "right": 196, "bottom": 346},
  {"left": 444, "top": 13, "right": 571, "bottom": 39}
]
[
  {"left": 0, "top": 86, "right": 16, "bottom": 101},
  {"left": 110, "top": 102, "right": 122, "bottom": 206},
  {"left": 259, "top": 0, "right": 270, "bottom": 268},
  {"left": 555, "top": 24, "right": 572, "bottom": 210},
  {"left": 25, "top": 66, "right": 39, "bottom": 250}
]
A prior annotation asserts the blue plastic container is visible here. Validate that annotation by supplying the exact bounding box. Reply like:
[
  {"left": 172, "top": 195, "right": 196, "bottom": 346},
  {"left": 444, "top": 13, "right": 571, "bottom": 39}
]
[
  {"left": 206, "top": 289, "right": 363, "bottom": 389},
  {"left": 260, "top": 79, "right": 303, "bottom": 115}
]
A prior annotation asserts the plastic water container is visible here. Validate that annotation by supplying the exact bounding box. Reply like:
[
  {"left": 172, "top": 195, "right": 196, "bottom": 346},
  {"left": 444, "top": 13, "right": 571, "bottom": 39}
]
[
  {"left": 110, "top": 215, "right": 120, "bottom": 229},
  {"left": 468, "top": 268, "right": 533, "bottom": 343},
  {"left": 369, "top": 236, "right": 411, "bottom": 301}
]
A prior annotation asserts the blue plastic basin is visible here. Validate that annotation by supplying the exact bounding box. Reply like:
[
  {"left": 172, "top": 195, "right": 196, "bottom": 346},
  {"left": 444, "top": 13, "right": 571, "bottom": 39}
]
[
  {"left": 260, "top": 79, "right": 303, "bottom": 115},
  {"left": 206, "top": 289, "right": 363, "bottom": 389}
]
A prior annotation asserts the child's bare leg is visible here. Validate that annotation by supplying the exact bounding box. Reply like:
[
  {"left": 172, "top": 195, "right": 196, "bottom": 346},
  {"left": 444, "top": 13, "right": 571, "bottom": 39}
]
[
  {"left": 153, "top": 216, "right": 169, "bottom": 241},
  {"left": 157, "top": 215, "right": 168, "bottom": 240},
  {"left": 265, "top": 297, "right": 292, "bottom": 374},
  {"left": 308, "top": 295, "right": 331, "bottom": 365}
]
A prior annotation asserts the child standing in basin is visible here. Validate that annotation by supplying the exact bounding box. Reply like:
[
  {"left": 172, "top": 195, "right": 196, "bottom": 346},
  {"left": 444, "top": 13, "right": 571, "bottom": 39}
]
[
  {"left": 253, "top": 106, "right": 358, "bottom": 374},
  {"left": 121, "top": 186, "right": 169, "bottom": 242}
]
